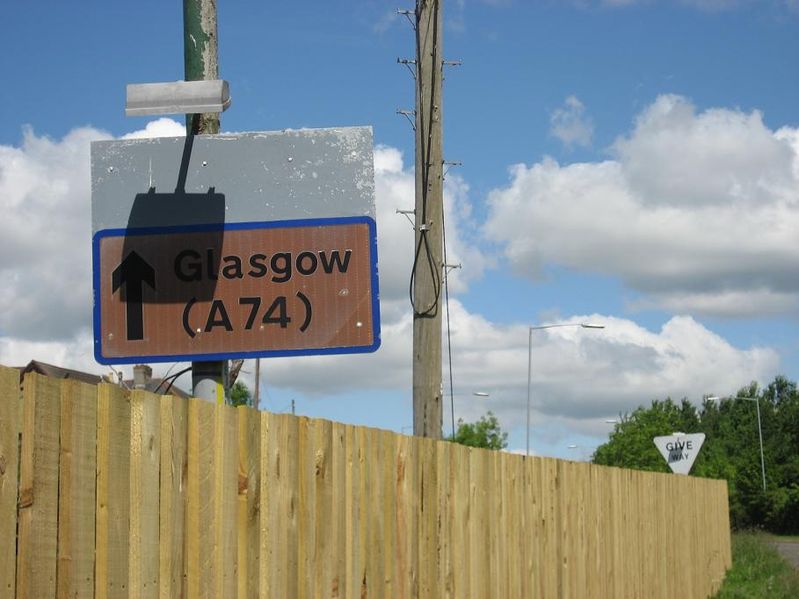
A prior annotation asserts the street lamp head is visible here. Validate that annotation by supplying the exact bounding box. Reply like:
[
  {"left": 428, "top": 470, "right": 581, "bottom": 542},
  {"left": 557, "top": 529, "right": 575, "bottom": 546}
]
[
  {"left": 706, "top": 396, "right": 720, "bottom": 402},
  {"left": 473, "top": 391, "right": 490, "bottom": 398},
  {"left": 567, "top": 444, "right": 578, "bottom": 449},
  {"left": 580, "top": 323, "right": 605, "bottom": 329}
]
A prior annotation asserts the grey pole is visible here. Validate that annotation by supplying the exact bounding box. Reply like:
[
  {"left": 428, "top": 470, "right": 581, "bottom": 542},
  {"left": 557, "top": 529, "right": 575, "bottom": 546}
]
[
  {"left": 184, "top": 0, "right": 227, "bottom": 403},
  {"left": 526, "top": 327, "right": 532, "bottom": 456},
  {"left": 526, "top": 323, "right": 605, "bottom": 457},
  {"left": 755, "top": 397, "right": 766, "bottom": 491}
]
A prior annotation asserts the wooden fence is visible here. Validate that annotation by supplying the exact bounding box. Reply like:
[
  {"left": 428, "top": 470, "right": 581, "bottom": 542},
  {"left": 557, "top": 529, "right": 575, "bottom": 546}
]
[{"left": 0, "top": 366, "right": 731, "bottom": 598}]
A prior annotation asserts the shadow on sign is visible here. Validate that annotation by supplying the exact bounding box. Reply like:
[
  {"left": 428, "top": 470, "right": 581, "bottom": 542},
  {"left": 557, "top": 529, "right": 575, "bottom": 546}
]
[{"left": 119, "top": 128, "right": 227, "bottom": 304}]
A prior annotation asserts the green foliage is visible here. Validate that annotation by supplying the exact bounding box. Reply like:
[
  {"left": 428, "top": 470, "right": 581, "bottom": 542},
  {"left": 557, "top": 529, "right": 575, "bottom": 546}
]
[
  {"left": 229, "top": 381, "right": 251, "bottom": 407},
  {"left": 713, "top": 533, "right": 799, "bottom": 598},
  {"left": 593, "top": 376, "right": 799, "bottom": 534},
  {"left": 448, "top": 411, "right": 508, "bottom": 450}
]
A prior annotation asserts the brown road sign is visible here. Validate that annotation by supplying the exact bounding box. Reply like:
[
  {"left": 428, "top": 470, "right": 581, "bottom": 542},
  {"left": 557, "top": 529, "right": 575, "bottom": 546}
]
[{"left": 92, "top": 216, "right": 380, "bottom": 364}]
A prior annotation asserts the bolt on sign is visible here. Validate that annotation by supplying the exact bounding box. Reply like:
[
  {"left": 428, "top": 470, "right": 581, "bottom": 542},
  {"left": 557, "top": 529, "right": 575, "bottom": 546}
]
[
  {"left": 653, "top": 433, "right": 706, "bottom": 475},
  {"left": 91, "top": 127, "right": 380, "bottom": 364}
]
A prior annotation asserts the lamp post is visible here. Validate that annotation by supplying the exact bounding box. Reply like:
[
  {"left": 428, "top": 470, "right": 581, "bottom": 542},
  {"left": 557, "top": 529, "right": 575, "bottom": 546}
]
[
  {"left": 708, "top": 395, "right": 766, "bottom": 491},
  {"left": 526, "top": 322, "right": 605, "bottom": 456}
]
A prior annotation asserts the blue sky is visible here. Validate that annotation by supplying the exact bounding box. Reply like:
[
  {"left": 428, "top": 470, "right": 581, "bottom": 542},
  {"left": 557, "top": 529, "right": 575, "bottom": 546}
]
[{"left": 2, "top": 0, "right": 799, "bottom": 458}]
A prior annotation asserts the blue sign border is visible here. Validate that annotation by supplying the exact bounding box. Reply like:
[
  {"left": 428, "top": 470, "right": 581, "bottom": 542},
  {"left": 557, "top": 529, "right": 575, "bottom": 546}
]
[{"left": 92, "top": 215, "right": 381, "bottom": 365}]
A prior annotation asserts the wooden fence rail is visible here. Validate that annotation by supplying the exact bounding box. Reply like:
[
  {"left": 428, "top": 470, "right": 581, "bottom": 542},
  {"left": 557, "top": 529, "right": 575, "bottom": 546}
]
[{"left": 0, "top": 367, "right": 731, "bottom": 598}]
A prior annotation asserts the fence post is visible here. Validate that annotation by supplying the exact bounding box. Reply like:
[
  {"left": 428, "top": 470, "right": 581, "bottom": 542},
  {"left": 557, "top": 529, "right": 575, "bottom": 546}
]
[{"left": 0, "top": 366, "right": 21, "bottom": 597}]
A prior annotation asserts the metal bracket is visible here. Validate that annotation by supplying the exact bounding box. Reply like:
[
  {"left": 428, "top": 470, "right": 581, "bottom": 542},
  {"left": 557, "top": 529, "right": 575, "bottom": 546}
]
[
  {"left": 396, "top": 109, "right": 416, "bottom": 131},
  {"left": 396, "top": 208, "right": 416, "bottom": 228},
  {"left": 397, "top": 8, "right": 416, "bottom": 29},
  {"left": 443, "top": 160, "right": 462, "bottom": 179},
  {"left": 397, "top": 58, "right": 417, "bottom": 80}
]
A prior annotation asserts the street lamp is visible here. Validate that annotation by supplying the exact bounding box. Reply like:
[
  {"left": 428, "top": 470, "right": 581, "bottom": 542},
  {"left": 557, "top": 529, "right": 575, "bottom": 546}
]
[
  {"left": 526, "top": 322, "right": 605, "bottom": 456},
  {"left": 707, "top": 395, "right": 766, "bottom": 491}
]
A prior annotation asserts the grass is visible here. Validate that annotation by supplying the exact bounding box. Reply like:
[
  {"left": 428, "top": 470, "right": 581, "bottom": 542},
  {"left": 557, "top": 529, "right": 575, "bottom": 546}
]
[{"left": 713, "top": 532, "right": 799, "bottom": 598}]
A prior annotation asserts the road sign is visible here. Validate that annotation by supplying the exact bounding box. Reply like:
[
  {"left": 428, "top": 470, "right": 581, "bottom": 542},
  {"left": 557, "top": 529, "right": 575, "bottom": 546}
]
[
  {"left": 93, "top": 216, "right": 378, "bottom": 364},
  {"left": 91, "top": 127, "right": 379, "bottom": 363},
  {"left": 653, "top": 433, "right": 706, "bottom": 475}
]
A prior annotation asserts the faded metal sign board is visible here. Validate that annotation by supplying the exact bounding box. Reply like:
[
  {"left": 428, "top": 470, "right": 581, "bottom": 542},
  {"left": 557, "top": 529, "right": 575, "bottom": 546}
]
[
  {"left": 653, "top": 433, "right": 706, "bottom": 475},
  {"left": 91, "top": 127, "right": 380, "bottom": 363}
]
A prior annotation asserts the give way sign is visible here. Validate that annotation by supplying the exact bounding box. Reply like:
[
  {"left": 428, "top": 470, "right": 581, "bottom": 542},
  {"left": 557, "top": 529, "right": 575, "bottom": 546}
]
[{"left": 653, "top": 433, "right": 706, "bottom": 475}]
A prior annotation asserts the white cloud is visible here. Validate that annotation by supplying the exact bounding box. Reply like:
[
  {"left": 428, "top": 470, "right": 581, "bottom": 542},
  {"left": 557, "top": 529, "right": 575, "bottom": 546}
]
[
  {"left": 257, "top": 302, "right": 778, "bottom": 437},
  {"left": 0, "top": 126, "right": 102, "bottom": 341},
  {"left": 550, "top": 95, "right": 594, "bottom": 149},
  {"left": 485, "top": 94, "right": 799, "bottom": 317},
  {"left": 121, "top": 118, "right": 186, "bottom": 140},
  {"left": 0, "top": 119, "right": 187, "bottom": 344},
  {"left": 241, "top": 299, "right": 778, "bottom": 432}
]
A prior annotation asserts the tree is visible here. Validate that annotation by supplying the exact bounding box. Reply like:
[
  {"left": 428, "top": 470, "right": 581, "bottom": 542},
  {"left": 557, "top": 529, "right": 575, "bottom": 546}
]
[
  {"left": 592, "top": 377, "right": 799, "bottom": 534},
  {"left": 448, "top": 411, "right": 508, "bottom": 450},
  {"left": 593, "top": 398, "right": 700, "bottom": 472},
  {"left": 230, "top": 381, "right": 251, "bottom": 407}
]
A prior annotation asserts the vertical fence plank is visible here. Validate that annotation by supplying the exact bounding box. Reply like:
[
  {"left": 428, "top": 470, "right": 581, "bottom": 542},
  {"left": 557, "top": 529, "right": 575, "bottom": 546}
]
[
  {"left": 522, "top": 456, "right": 538, "bottom": 599},
  {"left": 159, "top": 393, "right": 187, "bottom": 599},
  {"left": 186, "top": 399, "right": 214, "bottom": 599},
  {"left": 313, "top": 419, "right": 334, "bottom": 599},
  {"left": 355, "top": 426, "right": 370, "bottom": 598},
  {"left": 95, "top": 382, "right": 131, "bottom": 598},
  {"left": 436, "top": 440, "right": 452, "bottom": 599},
  {"left": 214, "top": 404, "right": 238, "bottom": 599},
  {"left": 417, "top": 437, "right": 438, "bottom": 598},
  {"left": 129, "top": 390, "right": 160, "bottom": 599},
  {"left": 467, "top": 447, "right": 488, "bottom": 599},
  {"left": 344, "top": 424, "right": 361, "bottom": 599},
  {"left": 394, "top": 432, "right": 418, "bottom": 598},
  {"left": 0, "top": 366, "right": 20, "bottom": 598},
  {"left": 367, "top": 428, "right": 386, "bottom": 598},
  {"left": 264, "top": 412, "right": 299, "bottom": 599},
  {"left": 330, "top": 422, "right": 347, "bottom": 599},
  {"left": 449, "top": 443, "right": 469, "bottom": 599},
  {"left": 297, "top": 417, "right": 316, "bottom": 599},
  {"left": 259, "top": 411, "right": 273, "bottom": 599},
  {"left": 56, "top": 379, "right": 97, "bottom": 599},
  {"left": 16, "top": 373, "right": 61, "bottom": 598},
  {"left": 238, "top": 405, "right": 261, "bottom": 599}
]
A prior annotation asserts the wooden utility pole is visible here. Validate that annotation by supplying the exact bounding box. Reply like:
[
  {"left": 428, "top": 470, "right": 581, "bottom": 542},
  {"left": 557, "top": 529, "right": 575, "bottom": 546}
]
[
  {"left": 412, "top": 0, "right": 444, "bottom": 438},
  {"left": 184, "top": 0, "right": 227, "bottom": 403}
]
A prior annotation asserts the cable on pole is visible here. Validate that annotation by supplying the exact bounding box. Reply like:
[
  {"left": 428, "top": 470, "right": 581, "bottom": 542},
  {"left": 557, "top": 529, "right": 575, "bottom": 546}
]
[
  {"left": 442, "top": 204, "right": 457, "bottom": 438},
  {"left": 409, "top": 0, "right": 443, "bottom": 319}
]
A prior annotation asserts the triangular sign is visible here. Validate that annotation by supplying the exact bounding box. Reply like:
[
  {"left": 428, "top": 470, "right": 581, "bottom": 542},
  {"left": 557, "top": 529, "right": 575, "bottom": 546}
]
[{"left": 653, "top": 433, "right": 706, "bottom": 475}]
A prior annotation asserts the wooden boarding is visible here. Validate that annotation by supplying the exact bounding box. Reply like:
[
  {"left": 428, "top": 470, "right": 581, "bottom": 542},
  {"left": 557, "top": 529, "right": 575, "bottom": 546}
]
[
  {"left": 96, "top": 383, "right": 132, "bottom": 599},
  {"left": 3, "top": 368, "right": 733, "bottom": 598},
  {"left": 159, "top": 393, "right": 187, "bottom": 599},
  {"left": 0, "top": 366, "right": 20, "bottom": 598},
  {"left": 17, "top": 373, "right": 61, "bottom": 598},
  {"left": 57, "top": 379, "right": 98, "bottom": 598}
]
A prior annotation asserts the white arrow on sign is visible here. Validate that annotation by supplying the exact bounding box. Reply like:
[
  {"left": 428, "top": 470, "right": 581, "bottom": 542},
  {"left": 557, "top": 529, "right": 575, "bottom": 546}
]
[{"left": 653, "top": 433, "right": 706, "bottom": 475}]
